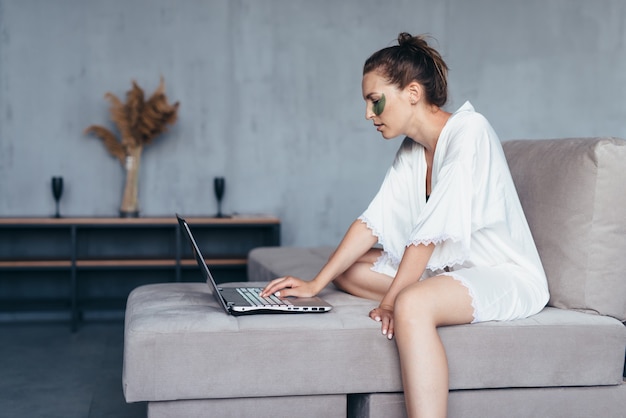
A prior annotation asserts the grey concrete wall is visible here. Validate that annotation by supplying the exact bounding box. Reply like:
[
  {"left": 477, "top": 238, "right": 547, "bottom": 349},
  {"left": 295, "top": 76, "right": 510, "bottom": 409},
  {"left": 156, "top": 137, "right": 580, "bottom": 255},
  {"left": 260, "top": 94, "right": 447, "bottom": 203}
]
[{"left": 1, "top": 0, "right": 625, "bottom": 247}]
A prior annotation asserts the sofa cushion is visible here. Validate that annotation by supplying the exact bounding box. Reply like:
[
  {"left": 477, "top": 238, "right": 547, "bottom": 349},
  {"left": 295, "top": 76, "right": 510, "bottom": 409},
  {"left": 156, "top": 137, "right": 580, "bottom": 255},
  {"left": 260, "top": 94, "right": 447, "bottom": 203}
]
[
  {"left": 502, "top": 138, "right": 626, "bottom": 321},
  {"left": 123, "top": 282, "right": 626, "bottom": 403},
  {"left": 247, "top": 246, "right": 335, "bottom": 283}
]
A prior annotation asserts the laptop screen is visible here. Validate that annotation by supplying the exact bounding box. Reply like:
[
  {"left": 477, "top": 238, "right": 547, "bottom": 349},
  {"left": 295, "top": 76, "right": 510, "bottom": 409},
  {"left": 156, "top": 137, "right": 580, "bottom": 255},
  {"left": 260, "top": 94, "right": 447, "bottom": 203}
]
[{"left": 176, "top": 215, "right": 230, "bottom": 312}]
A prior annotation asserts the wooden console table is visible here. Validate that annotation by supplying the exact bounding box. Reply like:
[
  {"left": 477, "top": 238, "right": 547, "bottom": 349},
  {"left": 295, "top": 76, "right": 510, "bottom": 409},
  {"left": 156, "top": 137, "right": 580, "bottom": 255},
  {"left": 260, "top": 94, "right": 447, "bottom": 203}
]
[{"left": 0, "top": 216, "right": 280, "bottom": 331}]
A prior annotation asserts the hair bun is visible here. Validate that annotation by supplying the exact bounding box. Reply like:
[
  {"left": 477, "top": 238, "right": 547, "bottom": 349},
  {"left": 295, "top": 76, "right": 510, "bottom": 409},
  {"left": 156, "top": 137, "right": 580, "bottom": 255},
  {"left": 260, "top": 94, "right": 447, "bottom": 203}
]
[
  {"left": 397, "top": 32, "right": 413, "bottom": 46},
  {"left": 397, "top": 32, "right": 429, "bottom": 50}
]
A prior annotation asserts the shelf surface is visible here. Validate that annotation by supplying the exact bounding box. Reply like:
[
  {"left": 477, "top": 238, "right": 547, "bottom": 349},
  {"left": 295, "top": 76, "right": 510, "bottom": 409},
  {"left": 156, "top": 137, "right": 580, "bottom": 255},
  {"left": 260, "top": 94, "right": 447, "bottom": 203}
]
[
  {"left": 0, "top": 260, "right": 72, "bottom": 268},
  {"left": 0, "top": 215, "right": 280, "bottom": 226},
  {"left": 0, "top": 258, "right": 248, "bottom": 269}
]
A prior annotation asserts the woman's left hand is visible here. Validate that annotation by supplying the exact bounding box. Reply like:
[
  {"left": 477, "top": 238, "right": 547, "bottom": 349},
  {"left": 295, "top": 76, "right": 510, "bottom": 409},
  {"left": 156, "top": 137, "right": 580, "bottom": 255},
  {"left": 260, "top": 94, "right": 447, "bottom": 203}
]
[{"left": 369, "top": 305, "right": 394, "bottom": 340}]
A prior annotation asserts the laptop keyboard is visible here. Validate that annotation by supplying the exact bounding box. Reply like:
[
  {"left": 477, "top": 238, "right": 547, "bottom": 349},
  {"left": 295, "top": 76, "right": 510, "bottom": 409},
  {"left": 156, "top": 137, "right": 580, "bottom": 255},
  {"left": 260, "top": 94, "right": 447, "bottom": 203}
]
[{"left": 237, "top": 288, "right": 293, "bottom": 307}]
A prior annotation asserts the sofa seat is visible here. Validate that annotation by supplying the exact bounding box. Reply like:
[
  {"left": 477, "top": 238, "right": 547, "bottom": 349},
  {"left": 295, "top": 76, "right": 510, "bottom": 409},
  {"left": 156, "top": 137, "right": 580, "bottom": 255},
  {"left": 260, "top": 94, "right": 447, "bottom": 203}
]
[{"left": 123, "top": 279, "right": 625, "bottom": 404}]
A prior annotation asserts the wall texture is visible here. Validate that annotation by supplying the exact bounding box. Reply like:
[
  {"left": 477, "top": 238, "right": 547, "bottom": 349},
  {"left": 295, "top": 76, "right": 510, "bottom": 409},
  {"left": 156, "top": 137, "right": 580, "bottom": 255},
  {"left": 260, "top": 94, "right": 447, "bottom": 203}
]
[{"left": 1, "top": 0, "right": 625, "bottom": 247}]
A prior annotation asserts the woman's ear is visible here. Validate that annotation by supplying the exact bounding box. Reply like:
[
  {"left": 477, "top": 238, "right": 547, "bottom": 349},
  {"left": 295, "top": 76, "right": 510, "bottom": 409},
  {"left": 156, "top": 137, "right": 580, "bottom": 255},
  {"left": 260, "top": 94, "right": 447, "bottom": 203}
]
[{"left": 407, "top": 82, "right": 422, "bottom": 105}]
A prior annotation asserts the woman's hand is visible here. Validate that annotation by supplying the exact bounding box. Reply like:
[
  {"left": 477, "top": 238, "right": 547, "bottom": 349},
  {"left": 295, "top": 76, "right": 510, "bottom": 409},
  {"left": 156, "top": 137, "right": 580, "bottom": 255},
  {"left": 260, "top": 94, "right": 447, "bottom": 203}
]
[
  {"left": 369, "top": 305, "right": 394, "bottom": 340},
  {"left": 260, "top": 276, "right": 319, "bottom": 299}
]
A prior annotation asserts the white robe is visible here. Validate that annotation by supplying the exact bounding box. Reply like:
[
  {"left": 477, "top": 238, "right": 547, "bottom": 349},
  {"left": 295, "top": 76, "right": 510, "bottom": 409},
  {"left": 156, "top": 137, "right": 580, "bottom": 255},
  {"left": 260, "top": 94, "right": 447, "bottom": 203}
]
[{"left": 359, "top": 102, "right": 549, "bottom": 323}]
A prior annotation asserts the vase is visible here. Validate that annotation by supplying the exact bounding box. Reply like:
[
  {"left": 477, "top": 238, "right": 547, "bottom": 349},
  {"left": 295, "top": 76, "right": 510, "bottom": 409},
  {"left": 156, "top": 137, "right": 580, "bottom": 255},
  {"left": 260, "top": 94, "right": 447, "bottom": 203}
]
[{"left": 119, "top": 146, "right": 142, "bottom": 217}]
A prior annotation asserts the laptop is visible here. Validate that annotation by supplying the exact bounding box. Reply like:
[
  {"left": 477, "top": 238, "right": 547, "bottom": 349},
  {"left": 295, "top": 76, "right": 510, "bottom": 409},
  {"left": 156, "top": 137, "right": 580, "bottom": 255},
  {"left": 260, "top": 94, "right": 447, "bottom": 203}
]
[{"left": 177, "top": 215, "right": 332, "bottom": 315}]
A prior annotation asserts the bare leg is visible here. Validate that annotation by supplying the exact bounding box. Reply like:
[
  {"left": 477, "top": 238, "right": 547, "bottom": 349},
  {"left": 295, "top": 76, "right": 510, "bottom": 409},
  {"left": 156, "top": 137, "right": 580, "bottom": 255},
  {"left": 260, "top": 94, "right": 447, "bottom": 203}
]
[
  {"left": 393, "top": 275, "right": 474, "bottom": 418},
  {"left": 332, "top": 248, "right": 393, "bottom": 301}
]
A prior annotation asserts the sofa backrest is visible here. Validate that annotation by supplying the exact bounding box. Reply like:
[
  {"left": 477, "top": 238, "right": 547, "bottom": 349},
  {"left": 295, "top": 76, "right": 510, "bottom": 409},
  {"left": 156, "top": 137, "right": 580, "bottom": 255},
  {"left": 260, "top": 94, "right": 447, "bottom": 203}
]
[{"left": 502, "top": 137, "right": 626, "bottom": 322}]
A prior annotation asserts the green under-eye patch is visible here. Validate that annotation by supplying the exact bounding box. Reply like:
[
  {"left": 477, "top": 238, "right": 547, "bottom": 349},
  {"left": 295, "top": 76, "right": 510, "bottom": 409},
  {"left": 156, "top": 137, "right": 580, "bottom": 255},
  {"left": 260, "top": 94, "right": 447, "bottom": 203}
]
[{"left": 373, "top": 94, "right": 386, "bottom": 116}]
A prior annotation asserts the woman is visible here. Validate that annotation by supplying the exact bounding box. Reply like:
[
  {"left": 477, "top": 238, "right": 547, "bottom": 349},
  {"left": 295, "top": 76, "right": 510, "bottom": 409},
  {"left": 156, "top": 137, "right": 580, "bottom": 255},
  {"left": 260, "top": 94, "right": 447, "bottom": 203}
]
[{"left": 261, "top": 32, "right": 549, "bottom": 418}]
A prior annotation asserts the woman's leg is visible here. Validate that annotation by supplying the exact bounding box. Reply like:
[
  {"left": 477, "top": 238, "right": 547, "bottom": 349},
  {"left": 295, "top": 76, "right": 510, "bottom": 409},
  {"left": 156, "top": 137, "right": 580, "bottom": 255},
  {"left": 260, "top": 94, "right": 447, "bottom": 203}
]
[
  {"left": 394, "top": 275, "right": 474, "bottom": 418},
  {"left": 332, "top": 248, "right": 393, "bottom": 301}
]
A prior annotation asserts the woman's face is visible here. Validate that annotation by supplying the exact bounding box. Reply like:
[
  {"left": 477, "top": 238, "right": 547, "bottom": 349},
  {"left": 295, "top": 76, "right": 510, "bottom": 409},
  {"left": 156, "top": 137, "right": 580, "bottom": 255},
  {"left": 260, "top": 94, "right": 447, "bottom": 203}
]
[{"left": 362, "top": 71, "right": 412, "bottom": 140}]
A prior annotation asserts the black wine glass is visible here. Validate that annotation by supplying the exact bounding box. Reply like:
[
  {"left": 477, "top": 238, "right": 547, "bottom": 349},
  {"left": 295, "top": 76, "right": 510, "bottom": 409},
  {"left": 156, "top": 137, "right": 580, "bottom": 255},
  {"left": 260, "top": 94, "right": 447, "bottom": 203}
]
[
  {"left": 51, "top": 176, "right": 63, "bottom": 218},
  {"left": 214, "top": 177, "right": 225, "bottom": 218}
]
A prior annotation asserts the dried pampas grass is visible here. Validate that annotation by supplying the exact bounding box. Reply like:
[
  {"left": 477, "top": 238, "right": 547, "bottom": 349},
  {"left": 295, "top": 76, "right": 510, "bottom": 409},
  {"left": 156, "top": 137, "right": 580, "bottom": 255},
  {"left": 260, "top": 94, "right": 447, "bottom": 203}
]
[
  {"left": 84, "top": 77, "right": 180, "bottom": 216},
  {"left": 85, "top": 77, "right": 179, "bottom": 153}
]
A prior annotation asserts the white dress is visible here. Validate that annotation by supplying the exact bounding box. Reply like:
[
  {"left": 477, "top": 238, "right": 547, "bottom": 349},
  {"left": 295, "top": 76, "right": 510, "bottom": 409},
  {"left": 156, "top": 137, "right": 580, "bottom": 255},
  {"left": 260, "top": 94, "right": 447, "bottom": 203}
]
[{"left": 359, "top": 101, "right": 549, "bottom": 323}]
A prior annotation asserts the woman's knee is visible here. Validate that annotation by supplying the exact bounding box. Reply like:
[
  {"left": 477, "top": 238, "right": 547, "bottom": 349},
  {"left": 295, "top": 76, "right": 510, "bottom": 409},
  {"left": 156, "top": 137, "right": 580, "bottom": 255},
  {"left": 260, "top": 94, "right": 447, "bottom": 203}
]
[
  {"left": 393, "top": 285, "right": 423, "bottom": 321},
  {"left": 394, "top": 277, "right": 474, "bottom": 327},
  {"left": 394, "top": 284, "right": 431, "bottom": 325}
]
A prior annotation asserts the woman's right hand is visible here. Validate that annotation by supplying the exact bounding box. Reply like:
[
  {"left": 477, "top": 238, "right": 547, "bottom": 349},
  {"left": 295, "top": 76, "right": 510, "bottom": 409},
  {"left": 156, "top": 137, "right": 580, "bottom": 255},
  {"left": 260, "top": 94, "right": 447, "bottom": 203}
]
[
  {"left": 369, "top": 305, "right": 395, "bottom": 340},
  {"left": 260, "top": 276, "right": 319, "bottom": 299}
]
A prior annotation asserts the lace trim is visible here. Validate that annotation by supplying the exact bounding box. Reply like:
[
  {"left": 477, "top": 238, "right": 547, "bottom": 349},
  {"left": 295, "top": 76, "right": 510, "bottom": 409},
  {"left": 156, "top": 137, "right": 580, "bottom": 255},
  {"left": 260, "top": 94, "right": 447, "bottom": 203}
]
[
  {"left": 358, "top": 215, "right": 388, "bottom": 254},
  {"left": 445, "top": 272, "right": 480, "bottom": 323},
  {"left": 426, "top": 256, "right": 469, "bottom": 272},
  {"left": 406, "top": 234, "right": 469, "bottom": 271},
  {"left": 358, "top": 215, "right": 380, "bottom": 240},
  {"left": 372, "top": 250, "right": 401, "bottom": 271},
  {"left": 359, "top": 217, "right": 470, "bottom": 273},
  {"left": 406, "top": 233, "right": 461, "bottom": 247},
  {"left": 358, "top": 215, "right": 402, "bottom": 270}
]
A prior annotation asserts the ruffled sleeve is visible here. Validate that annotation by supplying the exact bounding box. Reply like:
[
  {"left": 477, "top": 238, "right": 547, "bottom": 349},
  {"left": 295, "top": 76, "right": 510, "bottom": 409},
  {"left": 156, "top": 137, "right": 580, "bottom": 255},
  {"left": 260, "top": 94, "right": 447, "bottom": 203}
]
[{"left": 359, "top": 137, "right": 426, "bottom": 268}]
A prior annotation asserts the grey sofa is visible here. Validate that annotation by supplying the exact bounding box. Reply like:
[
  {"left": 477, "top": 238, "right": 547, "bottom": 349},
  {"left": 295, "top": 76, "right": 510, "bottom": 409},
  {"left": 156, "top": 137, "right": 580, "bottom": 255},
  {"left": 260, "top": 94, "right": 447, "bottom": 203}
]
[{"left": 123, "top": 137, "right": 626, "bottom": 418}]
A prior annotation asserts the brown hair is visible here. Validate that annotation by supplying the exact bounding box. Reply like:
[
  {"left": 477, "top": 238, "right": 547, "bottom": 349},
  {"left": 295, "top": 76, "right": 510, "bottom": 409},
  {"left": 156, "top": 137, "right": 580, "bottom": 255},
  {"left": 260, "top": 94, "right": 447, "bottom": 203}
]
[{"left": 363, "top": 32, "right": 449, "bottom": 107}]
